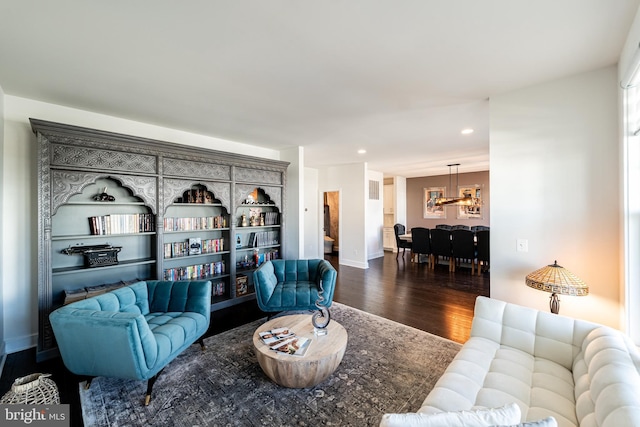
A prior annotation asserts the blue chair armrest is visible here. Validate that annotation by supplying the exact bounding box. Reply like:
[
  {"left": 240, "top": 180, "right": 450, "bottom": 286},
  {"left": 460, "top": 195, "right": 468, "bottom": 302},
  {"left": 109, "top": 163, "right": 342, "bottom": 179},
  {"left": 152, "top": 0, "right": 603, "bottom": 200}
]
[
  {"left": 316, "top": 260, "right": 337, "bottom": 307},
  {"left": 254, "top": 262, "right": 278, "bottom": 310},
  {"left": 49, "top": 308, "right": 158, "bottom": 380}
]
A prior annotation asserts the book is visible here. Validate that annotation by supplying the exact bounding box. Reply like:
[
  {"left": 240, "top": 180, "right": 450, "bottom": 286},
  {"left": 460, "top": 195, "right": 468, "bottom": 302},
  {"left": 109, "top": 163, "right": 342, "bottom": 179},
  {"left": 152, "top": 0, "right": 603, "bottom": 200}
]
[
  {"left": 270, "top": 336, "right": 311, "bottom": 357},
  {"left": 189, "top": 237, "right": 202, "bottom": 255},
  {"left": 259, "top": 327, "right": 311, "bottom": 357}
]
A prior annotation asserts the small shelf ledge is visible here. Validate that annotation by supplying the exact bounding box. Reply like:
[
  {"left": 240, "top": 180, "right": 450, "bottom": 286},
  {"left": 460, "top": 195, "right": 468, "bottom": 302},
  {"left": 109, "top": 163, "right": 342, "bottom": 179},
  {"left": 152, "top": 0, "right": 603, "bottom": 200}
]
[
  {"left": 169, "top": 273, "right": 230, "bottom": 281},
  {"left": 164, "top": 251, "right": 230, "bottom": 261},
  {"left": 64, "top": 201, "right": 147, "bottom": 206},
  {"left": 169, "top": 203, "right": 224, "bottom": 207},
  {"left": 163, "top": 228, "right": 230, "bottom": 234},
  {"left": 236, "top": 244, "right": 280, "bottom": 252},
  {"left": 52, "top": 258, "right": 156, "bottom": 275},
  {"left": 236, "top": 225, "right": 280, "bottom": 230},
  {"left": 52, "top": 232, "right": 156, "bottom": 241}
]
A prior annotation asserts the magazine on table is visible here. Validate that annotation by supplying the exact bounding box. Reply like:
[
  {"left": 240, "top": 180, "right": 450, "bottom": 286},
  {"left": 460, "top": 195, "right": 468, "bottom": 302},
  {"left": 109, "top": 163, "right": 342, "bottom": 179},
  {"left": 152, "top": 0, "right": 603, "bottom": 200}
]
[{"left": 259, "top": 327, "right": 311, "bottom": 356}]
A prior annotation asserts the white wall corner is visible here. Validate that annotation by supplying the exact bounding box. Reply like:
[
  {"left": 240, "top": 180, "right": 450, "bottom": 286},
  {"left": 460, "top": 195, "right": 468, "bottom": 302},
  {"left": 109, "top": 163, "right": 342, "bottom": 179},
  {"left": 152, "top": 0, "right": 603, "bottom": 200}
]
[{"left": 280, "top": 146, "right": 304, "bottom": 259}]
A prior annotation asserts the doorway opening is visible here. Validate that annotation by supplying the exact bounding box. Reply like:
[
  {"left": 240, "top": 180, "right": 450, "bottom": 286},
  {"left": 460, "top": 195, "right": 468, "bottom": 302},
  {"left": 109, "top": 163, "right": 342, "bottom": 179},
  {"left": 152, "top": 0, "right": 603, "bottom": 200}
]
[{"left": 323, "top": 191, "right": 339, "bottom": 257}]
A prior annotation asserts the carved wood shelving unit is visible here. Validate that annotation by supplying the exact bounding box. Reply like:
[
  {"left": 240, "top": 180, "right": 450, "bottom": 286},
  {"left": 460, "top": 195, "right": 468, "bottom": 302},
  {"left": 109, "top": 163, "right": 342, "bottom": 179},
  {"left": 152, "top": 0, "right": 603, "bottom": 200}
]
[{"left": 33, "top": 118, "right": 288, "bottom": 361}]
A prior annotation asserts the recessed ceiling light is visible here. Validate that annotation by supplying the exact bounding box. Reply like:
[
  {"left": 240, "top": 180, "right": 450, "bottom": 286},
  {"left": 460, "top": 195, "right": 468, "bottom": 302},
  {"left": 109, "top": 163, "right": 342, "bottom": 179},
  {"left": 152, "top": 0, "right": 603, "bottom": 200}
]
[
  {"left": 461, "top": 128, "right": 474, "bottom": 135},
  {"left": 357, "top": 149, "right": 367, "bottom": 154}
]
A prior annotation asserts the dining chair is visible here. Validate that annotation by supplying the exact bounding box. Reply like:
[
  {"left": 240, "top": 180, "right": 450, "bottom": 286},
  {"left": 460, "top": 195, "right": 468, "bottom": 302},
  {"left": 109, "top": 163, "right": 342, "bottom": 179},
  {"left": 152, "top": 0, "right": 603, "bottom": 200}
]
[
  {"left": 451, "top": 225, "right": 471, "bottom": 231},
  {"left": 410, "top": 227, "right": 431, "bottom": 266},
  {"left": 471, "top": 225, "right": 490, "bottom": 233},
  {"left": 429, "top": 228, "right": 452, "bottom": 271},
  {"left": 435, "top": 224, "right": 452, "bottom": 230},
  {"left": 451, "top": 229, "right": 477, "bottom": 274},
  {"left": 476, "top": 229, "right": 490, "bottom": 275},
  {"left": 393, "top": 223, "right": 412, "bottom": 260}
]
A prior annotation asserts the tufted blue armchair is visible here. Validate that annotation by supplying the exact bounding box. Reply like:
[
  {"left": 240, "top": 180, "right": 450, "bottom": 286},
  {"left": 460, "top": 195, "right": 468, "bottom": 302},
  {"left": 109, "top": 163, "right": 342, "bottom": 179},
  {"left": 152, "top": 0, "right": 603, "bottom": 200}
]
[
  {"left": 253, "top": 259, "right": 337, "bottom": 313},
  {"left": 49, "top": 280, "right": 211, "bottom": 405}
]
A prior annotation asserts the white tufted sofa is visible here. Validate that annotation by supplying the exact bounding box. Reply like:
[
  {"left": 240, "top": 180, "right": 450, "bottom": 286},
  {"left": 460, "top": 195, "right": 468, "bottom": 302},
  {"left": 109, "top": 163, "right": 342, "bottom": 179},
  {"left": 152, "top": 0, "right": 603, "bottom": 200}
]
[{"left": 416, "top": 296, "right": 640, "bottom": 427}]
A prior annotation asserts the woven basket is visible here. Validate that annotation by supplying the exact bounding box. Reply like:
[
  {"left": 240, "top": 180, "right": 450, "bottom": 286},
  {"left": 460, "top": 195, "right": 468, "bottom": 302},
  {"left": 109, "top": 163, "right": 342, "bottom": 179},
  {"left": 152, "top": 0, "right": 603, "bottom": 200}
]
[{"left": 0, "top": 373, "right": 60, "bottom": 404}]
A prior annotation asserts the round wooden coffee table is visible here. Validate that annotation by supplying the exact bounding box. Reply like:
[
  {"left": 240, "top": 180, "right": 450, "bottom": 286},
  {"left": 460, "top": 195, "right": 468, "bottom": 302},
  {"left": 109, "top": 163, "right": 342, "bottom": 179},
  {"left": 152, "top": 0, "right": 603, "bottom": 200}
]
[{"left": 252, "top": 314, "right": 348, "bottom": 388}]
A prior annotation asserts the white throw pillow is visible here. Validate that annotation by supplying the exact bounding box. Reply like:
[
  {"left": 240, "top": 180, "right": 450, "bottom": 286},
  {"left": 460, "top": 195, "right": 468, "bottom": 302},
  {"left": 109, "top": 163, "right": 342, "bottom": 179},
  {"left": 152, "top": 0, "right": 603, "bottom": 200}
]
[
  {"left": 379, "top": 403, "right": 521, "bottom": 427},
  {"left": 492, "top": 417, "right": 557, "bottom": 427}
]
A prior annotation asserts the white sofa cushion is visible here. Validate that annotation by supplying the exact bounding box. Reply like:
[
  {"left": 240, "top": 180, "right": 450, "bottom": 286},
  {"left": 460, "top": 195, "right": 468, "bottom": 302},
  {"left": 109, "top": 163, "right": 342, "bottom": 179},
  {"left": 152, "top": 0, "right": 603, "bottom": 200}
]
[
  {"left": 573, "top": 326, "right": 640, "bottom": 427},
  {"left": 421, "top": 337, "right": 578, "bottom": 426},
  {"left": 379, "top": 403, "right": 521, "bottom": 427}
]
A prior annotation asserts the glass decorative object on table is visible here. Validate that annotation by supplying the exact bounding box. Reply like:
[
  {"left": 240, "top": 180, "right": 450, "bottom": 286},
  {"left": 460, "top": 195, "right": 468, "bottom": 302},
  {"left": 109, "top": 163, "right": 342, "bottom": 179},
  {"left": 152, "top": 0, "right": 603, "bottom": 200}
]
[{"left": 312, "top": 279, "right": 331, "bottom": 336}]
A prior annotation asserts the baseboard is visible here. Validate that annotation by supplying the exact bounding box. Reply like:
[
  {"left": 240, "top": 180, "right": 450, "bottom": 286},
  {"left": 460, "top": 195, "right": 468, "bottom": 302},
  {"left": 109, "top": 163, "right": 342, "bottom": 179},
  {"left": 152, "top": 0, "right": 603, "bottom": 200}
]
[
  {"left": 368, "top": 250, "right": 385, "bottom": 259},
  {"left": 338, "top": 258, "right": 369, "bottom": 269},
  {"left": 4, "top": 333, "right": 37, "bottom": 355}
]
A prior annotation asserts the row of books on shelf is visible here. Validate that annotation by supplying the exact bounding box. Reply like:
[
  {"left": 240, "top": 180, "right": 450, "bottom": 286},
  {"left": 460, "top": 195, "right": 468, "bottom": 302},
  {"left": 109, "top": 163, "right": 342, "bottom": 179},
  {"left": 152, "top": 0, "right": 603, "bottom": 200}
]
[
  {"left": 163, "top": 261, "right": 226, "bottom": 281},
  {"left": 163, "top": 216, "right": 227, "bottom": 232},
  {"left": 236, "top": 249, "right": 279, "bottom": 271},
  {"left": 258, "top": 211, "right": 279, "bottom": 226},
  {"left": 88, "top": 213, "right": 155, "bottom": 235},
  {"left": 246, "top": 231, "right": 279, "bottom": 248},
  {"left": 164, "top": 237, "right": 225, "bottom": 258},
  {"left": 258, "top": 327, "right": 311, "bottom": 357}
]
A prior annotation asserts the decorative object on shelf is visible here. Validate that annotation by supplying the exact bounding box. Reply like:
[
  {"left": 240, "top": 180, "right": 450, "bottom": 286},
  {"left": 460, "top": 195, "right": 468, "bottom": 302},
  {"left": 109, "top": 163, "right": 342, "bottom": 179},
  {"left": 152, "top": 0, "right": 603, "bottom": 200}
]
[
  {"left": 61, "top": 244, "right": 122, "bottom": 267},
  {"left": 312, "top": 280, "right": 331, "bottom": 336},
  {"left": 93, "top": 186, "right": 116, "bottom": 202},
  {"left": 525, "top": 260, "right": 589, "bottom": 314},
  {"left": 0, "top": 373, "right": 60, "bottom": 404},
  {"left": 245, "top": 188, "right": 259, "bottom": 204},
  {"left": 241, "top": 213, "right": 248, "bottom": 227},
  {"left": 236, "top": 274, "right": 249, "bottom": 296}
]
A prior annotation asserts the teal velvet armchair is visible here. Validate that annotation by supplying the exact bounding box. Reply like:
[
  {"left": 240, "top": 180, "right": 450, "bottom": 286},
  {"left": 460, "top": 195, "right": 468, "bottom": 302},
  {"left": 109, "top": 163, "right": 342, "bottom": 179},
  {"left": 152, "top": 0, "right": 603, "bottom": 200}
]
[
  {"left": 253, "top": 259, "right": 337, "bottom": 313},
  {"left": 49, "top": 280, "right": 211, "bottom": 405}
]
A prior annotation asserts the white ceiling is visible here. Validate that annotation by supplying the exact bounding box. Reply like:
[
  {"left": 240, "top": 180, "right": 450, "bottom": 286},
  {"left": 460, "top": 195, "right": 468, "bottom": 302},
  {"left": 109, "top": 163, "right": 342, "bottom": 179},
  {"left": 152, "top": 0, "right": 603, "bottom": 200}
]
[{"left": 1, "top": 1, "right": 638, "bottom": 177}]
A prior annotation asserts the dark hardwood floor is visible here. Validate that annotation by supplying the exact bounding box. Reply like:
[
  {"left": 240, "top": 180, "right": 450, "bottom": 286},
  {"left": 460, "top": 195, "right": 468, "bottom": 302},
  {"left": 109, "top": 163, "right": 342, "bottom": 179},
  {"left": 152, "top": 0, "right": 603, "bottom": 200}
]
[
  {"left": 330, "top": 251, "right": 489, "bottom": 344},
  {"left": 0, "top": 251, "right": 488, "bottom": 426}
]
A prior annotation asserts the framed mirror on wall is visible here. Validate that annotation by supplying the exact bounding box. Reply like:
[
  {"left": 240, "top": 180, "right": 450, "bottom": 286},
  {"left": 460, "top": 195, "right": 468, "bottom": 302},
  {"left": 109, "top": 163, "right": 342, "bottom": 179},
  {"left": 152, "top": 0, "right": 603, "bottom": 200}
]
[
  {"left": 457, "top": 185, "right": 483, "bottom": 219},
  {"left": 423, "top": 187, "right": 446, "bottom": 219}
]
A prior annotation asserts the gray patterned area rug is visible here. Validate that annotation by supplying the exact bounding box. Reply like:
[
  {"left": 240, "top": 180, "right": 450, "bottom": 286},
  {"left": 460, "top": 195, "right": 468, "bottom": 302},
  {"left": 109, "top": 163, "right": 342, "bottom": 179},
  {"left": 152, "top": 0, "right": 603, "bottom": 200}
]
[{"left": 79, "top": 303, "right": 461, "bottom": 426}]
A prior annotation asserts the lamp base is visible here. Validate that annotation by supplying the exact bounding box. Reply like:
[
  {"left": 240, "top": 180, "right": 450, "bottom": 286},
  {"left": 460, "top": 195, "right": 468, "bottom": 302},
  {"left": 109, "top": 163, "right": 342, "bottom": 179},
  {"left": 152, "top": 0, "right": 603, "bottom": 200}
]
[{"left": 550, "top": 293, "right": 560, "bottom": 314}]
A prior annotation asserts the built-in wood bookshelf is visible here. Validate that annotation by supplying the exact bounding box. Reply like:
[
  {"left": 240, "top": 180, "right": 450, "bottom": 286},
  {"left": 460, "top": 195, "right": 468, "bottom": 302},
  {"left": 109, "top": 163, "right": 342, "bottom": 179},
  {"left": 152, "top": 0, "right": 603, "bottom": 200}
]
[{"left": 33, "top": 118, "right": 288, "bottom": 361}]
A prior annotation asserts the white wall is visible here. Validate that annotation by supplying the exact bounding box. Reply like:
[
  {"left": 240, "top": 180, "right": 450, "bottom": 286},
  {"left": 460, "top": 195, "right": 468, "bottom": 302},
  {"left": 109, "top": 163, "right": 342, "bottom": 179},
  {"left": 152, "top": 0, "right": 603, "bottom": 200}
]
[
  {"left": 366, "top": 169, "right": 384, "bottom": 260},
  {"left": 280, "top": 147, "right": 304, "bottom": 259},
  {"left": 319, "top": 163, "right": 368, "bottom": 268},
  {"left": 0, "top": 84, "right": 5, "bottom": 360},
  {"left": 490, "top": 66, "right": 620, "bottom": 327},
  {"left": 393, "top": 176, "right": 407, "bottom": 227},
  {"left": 2, "top": 95, "right": 282, "bottom": 354},
  {"left": 303, "top": 167, "right": 320, "bottom": 259}
]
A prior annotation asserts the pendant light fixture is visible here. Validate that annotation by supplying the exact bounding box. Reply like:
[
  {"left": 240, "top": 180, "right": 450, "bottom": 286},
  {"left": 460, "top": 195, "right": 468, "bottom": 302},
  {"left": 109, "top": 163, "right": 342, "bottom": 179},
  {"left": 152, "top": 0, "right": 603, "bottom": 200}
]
[{"left": 434, "top": 164, "right": 478, "bottom": 206}]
